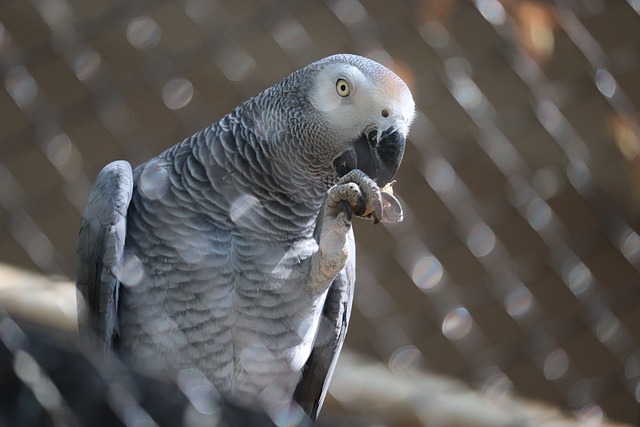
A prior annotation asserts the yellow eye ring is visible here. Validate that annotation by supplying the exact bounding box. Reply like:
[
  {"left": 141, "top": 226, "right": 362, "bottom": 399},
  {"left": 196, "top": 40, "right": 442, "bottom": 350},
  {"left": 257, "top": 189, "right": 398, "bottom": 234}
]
[{"left": 336, "top": 79, "right": 350, "bottom": 97}]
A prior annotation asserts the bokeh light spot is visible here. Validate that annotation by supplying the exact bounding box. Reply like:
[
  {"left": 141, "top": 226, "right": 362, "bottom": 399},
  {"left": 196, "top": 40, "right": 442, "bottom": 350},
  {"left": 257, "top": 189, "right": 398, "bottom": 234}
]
[
  {"left": 127, "top": 16, "right": 161, "bottom": 50},
  {"left": 13, "top": 350, "right": 39, "bottom": 386},
  {"left": 329, "top": 0, "right": 366, "bottom": 25},
  {"left": 73, "top": 48, "right": 101, "bottom": 81},
  {"left": 611, "top": 116, "right": 640, "bottom": 161},
  {"left": 425, "top": 158, "right": 456, "bottom": 194},
  {"left": 504, "top": 284, "right": 534, "bottom": 318},
  {"left": 217, "top": 48, "right": 255, "bottom": 82},
  {"left": 467, "top": 223, "right": 496, "bottom": 257},
  {"left": 452, "top": 77, "right": 482, "bottom": 110},
  {"left": 34, "top": 0, "right": 72, "bottom": 32},
  {"left": 595, "top": 69, "right": 616, "bottom": 98},
  {"left": 411, "top": 254, "right": 444, "bottom": 292},
  {"left": 46, "top": 134, "right": 73, "bottom": 169},
  {"left": 577, "top": 402, "right": 603, "bottom": 427},
  {"left": 625, "top": 353, "right": 640, "bottom": 380},
  {"left": 389, "top": 345, "right": 423, "bottom": 374},
  {"left": 230, "top": 193, "right": 263, "bottom": 228},
  {"left": 328, "top": 369, "right": 364, "bottom": 404},
  {"left": 567, "top": 158, "right": 591, "bottom": 190},
  {"left": 99, "top": 101, "right": 134, "bottom": 137},
  {"left": 532, "top": 168, "right": 563, "bottom": 200},
  {"left": 596, "top": 313, "right": 620, "bottom": 344},
  {"left": 296, "top": 315, "right": 314, "bottom": 342},
  {"left": 5, "top": 66, "right": 38, "bottom": 110},
  {"left": 118, "top": 253, "right": 145, "bottom": 287},
  {"left": 27, "top": 233, "right": 54, "bottom": 270},
  {"left": 184, "top": 0, "right": 217, "bottom": 23},
  {"left": 481, "top": 370, "right": 514, "bottom": 407},
  {"left": 537, "top": 100, "right": 564, "bottom": 135},
  {"left": 420, "top": 21, "right": 449, "bottom": 49},
  {"left": 140, "top": 161, "right": 170, "bottom": 201},
  {"left": 239, "top": 344, "right": 275, "bottom": 373},
  {"left": 563, "top": 261, "right": 592, "bottom": 296},
  {"left": 442, "top": 307, "right": 473, "bottom": 340},
  {"left": 272, "top": 19, "right": 311, "bottom": 52},
  {"left": 162, "top": 77, "right": 194, "bottom": 110},
  {"left": 526, "top": 197, "right": 552, "bottom": 230},
  {"left": 269, "top": 400, "right": 305, "bottom": 427},
  {"left": 0, "top": 318, "right": 27, "bottom": 352},
  {"left": 621, "top": 229, "right": 640, "bottom": 264},
  {"left": 476, "top": 0, "right": 506, "bottom": 25},
  {"left": 177, "top": 368, "right": 219, "bottom": 415},
  {"left": 543, "top": 349, "right": 569, "bottom": 380}
]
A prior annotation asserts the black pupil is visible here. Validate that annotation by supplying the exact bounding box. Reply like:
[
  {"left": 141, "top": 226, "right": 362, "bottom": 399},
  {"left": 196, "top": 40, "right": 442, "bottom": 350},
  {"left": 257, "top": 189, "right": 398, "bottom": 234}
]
[{"left": 340, "top": 83, "right": 346, "bottom": 92}]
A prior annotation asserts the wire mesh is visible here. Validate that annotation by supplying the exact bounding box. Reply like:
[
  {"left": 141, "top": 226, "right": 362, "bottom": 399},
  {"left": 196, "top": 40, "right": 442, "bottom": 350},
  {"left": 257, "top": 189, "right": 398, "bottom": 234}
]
[{"left": 1, "top": 0, "right": 640, "bottom": 424}]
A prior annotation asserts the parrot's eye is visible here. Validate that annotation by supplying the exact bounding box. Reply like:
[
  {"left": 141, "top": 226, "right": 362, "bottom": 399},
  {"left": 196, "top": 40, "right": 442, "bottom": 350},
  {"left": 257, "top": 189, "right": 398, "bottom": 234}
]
[{"left": 336, "top": 79, "right": 350, "bottom": 97}]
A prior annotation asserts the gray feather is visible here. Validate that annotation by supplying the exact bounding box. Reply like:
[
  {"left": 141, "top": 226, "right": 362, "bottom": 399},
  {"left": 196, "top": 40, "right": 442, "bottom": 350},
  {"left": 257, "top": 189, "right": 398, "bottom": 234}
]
[
  {"left": 76, "top": 161, "right": 132, "bottom": 349},
  {"left": 293, "top": 203, "right": 356, "bottom": 418},
  {"left": 75, "top": 54, "right": 413, "bottom": 417}
]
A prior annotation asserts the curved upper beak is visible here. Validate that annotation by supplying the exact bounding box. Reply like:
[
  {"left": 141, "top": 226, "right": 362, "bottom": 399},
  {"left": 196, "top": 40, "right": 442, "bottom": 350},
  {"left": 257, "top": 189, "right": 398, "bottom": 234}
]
[{"left": 333, "top": 127, "right": 406, "bottom": 186}]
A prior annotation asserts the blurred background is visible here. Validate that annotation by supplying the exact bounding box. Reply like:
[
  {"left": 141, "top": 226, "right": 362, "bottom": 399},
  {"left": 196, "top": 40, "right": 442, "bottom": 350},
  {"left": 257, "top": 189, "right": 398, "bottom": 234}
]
[{"left": 1, "top": 0, "right": 640, "bottom": 425}]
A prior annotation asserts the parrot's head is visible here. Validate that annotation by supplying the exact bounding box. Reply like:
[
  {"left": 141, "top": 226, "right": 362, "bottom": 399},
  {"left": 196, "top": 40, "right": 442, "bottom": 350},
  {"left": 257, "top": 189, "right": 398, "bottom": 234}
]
[{"left": 305, "top": 54, "right": 415, "bottom": 187}]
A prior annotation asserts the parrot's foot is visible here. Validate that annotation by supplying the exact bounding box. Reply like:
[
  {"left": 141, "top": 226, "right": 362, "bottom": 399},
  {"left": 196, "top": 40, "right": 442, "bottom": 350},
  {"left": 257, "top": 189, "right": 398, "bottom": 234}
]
[
  {"left": 309, "top": 170, "right": 404, "bottom": 294},
  {"left": 328, "top": 170, "right": 403, "bottom": 225},
  {"left": 307, "top": 170, "right": 374, "bottom": 292},
  {"left": 327, "top": 169, "right": 382, "bottom": 223}
]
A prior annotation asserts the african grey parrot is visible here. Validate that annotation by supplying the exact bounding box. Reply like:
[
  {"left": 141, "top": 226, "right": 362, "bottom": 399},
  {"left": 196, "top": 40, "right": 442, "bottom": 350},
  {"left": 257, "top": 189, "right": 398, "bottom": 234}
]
[{"left": 76, "top": 54, "right": 414, "bottom": 419}]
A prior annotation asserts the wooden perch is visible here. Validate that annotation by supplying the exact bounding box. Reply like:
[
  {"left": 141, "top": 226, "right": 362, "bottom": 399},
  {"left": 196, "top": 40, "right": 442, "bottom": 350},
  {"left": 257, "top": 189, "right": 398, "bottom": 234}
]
[{"left": 0, "top": 263, "right": 630, "bottom": 427}]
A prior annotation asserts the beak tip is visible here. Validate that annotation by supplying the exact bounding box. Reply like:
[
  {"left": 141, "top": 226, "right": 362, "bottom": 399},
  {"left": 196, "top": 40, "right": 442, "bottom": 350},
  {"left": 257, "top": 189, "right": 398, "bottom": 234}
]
[
  {"left": 373, "top": 128, "right": 406, "bottom": 186},
  {"left": 333, "top": 127, "right": 406, "bottom": 185}
]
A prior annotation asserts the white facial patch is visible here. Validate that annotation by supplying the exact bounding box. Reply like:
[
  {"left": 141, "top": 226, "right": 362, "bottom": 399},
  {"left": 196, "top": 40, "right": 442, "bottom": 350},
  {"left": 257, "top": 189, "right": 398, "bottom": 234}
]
[
  {"left": 309, "top": 64, "right": 361, "bottom": 113},
  {"left": 308, "top": 60, "right": 415, "bottom": 143},
  {"left": 309, "top": 81, "right": 341, "bottom": 113}
]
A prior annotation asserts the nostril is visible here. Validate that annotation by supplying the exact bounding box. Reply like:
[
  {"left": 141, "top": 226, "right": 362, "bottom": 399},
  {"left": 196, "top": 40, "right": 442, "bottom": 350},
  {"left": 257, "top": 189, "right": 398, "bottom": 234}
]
[{"left": 381, "top": 109, "right": 389, "bottom": 118}]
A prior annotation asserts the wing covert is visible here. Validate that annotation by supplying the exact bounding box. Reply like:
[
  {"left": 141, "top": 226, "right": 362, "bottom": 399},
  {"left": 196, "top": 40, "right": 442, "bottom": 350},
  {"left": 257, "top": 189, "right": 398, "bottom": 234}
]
[
  {"left": 76, "top": 160, "right": 133, "bottom": 350},
  {"left": 293, "top": 227, "right": 356, "bottom": 419}
]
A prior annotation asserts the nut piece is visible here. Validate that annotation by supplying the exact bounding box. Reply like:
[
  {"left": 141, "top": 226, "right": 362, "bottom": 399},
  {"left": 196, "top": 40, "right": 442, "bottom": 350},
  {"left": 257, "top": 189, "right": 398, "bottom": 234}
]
[
  {"left": 358, "top": 181, "right": 403, "bottom": 224},
  {"left": 381, "top": 180, "right": 395, "bottom": 196}
]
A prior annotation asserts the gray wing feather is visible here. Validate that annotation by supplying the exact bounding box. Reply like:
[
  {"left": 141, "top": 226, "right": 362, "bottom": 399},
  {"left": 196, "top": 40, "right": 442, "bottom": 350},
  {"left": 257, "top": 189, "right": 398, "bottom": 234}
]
[
  {"left": 76, "top": 160, "right": 133, "bottom": 350},
  {"left": 293, "top": 205, "right": 356, "bottom": 419}
]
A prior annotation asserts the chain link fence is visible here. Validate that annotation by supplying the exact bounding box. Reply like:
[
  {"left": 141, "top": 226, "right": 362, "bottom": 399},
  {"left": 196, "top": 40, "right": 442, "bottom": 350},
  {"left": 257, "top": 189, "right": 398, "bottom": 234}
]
[{"left": 1, "top": 0, "right": 640, "bottom": 425}]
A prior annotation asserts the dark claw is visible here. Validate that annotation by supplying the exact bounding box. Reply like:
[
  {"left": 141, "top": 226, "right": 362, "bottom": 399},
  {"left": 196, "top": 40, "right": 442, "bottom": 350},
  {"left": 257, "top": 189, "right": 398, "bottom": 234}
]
[
  {"left": 339, "top": 200, "right": 353, "bottom": 222},
  {"left": 373, "top": 198, "right": 383, "bottom": 224},
  {"left": 354, "top": 197, "right": 367, "bottom": 217},
  {"left": 371, "top": 212, "right": 380, "bottom": 225}
]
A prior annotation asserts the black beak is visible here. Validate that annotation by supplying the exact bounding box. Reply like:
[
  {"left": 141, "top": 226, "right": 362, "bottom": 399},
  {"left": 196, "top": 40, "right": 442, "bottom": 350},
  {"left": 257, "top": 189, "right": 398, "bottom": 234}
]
[{"left": 333, "top": 127, "right": 406, "bottom": 186}]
